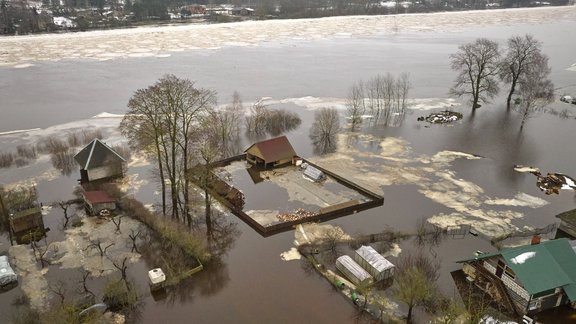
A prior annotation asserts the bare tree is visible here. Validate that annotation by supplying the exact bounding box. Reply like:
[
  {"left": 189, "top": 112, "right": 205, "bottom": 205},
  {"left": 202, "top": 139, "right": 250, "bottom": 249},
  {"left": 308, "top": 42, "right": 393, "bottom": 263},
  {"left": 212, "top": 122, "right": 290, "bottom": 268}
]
[
  {"left": 450, "top": 38, "right": 501, "bottom": 110},
  {"left": 86, "top": 239, "right": 115, "bottom": 257},
  {"left": 310, "top": 107, "right": 340, "bottom": 155},
  {"left": 210, "top": 91, "right": 243, "bottom": 157},
  {"left": 245, "top": 100, "right": 268, "bottom": 135},
  {"left": 128, "top": 229, "right": 142, "bottom": 253},
  {"left": 516, "top": 54, "right": 554, "bottom": 130},
  {"left": 499, "top": 34, "right": 547, "bottom": 110},
  {"left": 49, "top": 281, "right": 67, "bottom": 306},
  {"left": 120, "top": 75, "right": 215, "bottom": 220},
  {"left": 54, "top": 200, "right": 74, "bottom": 228},
  {"left": 77, "top": 269, "right": 95, "bottom": 297},
  {"left": 110, "top": 256, "right": 130, "bottom": 284},
  {"left": 111, "top": 215, "right": 122, "bottom": 233},
  {"left": 347, "top": 82, "right": 365, "bottom": 130}
]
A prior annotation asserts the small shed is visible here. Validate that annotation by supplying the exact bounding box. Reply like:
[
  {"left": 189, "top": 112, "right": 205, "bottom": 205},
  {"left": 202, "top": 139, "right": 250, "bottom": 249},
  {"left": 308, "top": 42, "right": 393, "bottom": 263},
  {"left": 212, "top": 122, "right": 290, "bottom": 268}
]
[
  {"left": 354, "top": 245, "right": 395, "bottom": 281},
  {"left": 245, "top": 136, "right": 296, "bottom": 168},
  {"left": 82, "top": 191, "right": 116, "bottom": 216},
  {"left": 556, "top": 208, "right": 576, "bottom": 239},
  {"left": 335, "top": 255, "right": 373, "bottom": 286},
  {"left": 74, "top": 139, "right": 126, "bottom": 183},
  {"left": 303, "top": 165, "right": 325, "bottom": 182},
  {"left": 9, "top": 207, "right": 44, "bottom": 236}
]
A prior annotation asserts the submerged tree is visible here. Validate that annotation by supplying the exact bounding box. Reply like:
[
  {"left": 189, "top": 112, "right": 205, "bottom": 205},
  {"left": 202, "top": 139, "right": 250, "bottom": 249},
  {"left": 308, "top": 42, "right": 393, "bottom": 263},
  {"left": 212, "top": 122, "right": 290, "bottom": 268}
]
[
  {"left": 450, "top": 38, "right": 500, "bottom": 110},
  {"left": 500, "top": 34, "right": 548, "bottom": 110},
  {"left": 310, "top": 107, "right": 340, "bottom": 155},
  {"left": 120, "top": 75, "right": 216, "bottom": 220},
  {"left": 516, "top": 54, "right": 554, "bottom": 129}
]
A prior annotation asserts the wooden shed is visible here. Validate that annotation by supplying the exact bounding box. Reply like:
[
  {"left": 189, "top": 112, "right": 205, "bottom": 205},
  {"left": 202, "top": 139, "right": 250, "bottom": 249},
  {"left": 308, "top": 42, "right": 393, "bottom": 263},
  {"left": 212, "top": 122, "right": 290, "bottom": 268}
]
[
  {"left": 245, "top": 136, "right": 296, "bottom": 168},
  {"left": 354, "top": 245, "right": 395, "bottom": 281},
  {"left": 82, "top": 191, "right": 116, "bottom": 216},
  {"left": 74, "top": 139, "right": 126, "bottom": 183},
  {"left": 9, "top": 206, "right": 44, "bottom": 236},
  {"left": 335, "top": 255, "right": 373, "bottom": 286}
]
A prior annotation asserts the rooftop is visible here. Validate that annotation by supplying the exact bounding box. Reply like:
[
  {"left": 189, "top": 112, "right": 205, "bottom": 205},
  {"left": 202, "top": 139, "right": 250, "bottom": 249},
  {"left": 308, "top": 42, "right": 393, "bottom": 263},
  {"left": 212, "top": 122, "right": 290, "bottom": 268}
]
[
  {"left": 82, "top": 191, "right": 116, "bottom": 204},
  {"left": 244, "top": 136, "right": 296, "bottom": 164},
  {"left": 74, "top": 138, "right": 126, "bottom": 170},
  {"left": 460, "top": 238, "right": 576, "bottom": 300}
]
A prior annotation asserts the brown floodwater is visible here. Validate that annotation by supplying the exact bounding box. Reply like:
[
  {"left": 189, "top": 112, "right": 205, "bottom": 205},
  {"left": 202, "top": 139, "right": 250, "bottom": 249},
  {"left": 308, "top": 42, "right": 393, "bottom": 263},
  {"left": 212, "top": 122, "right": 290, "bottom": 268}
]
[{"left": 1, "top": 16, "right": 576, "bottom": 324}]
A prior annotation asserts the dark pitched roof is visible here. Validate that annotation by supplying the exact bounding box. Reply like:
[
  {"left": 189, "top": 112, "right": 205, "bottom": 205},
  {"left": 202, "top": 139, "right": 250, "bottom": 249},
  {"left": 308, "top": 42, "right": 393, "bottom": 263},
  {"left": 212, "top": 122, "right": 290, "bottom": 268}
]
[
  {"left": 74, "top": 139, "right": 126, "bottom": 170},
  {"left": 458, "top": 238, "right": 576, "bottom": 300},
  {"left": 244, "top": 136, "right": 296, "bottom": 163},
  {"left": 82, "top": 191, "right": 116, "bottom": 204}
]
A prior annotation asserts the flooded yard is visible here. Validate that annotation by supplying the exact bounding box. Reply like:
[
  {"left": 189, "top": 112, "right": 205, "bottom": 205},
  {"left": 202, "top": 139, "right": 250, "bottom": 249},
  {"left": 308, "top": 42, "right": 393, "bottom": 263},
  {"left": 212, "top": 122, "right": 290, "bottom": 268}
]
[{"left": 1, "top": 6, "right": 576, "bottom": 323}]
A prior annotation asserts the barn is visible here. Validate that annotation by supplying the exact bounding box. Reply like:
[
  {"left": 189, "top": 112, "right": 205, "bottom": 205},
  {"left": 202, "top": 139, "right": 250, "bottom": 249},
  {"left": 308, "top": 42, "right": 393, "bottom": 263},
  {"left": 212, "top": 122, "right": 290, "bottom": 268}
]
[
  {"left": 245, "top": 136, "right": 296, "bottom": 168},
  {"left": 74, "top": 139, "right": 126, "bottom": 183}
]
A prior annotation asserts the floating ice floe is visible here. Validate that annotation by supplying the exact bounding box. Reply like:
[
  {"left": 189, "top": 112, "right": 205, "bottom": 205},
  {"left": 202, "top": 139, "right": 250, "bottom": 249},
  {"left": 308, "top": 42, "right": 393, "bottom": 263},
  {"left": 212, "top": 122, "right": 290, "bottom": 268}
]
[{"left": 513, "top": 164, "right": 540, "bottom": 173}]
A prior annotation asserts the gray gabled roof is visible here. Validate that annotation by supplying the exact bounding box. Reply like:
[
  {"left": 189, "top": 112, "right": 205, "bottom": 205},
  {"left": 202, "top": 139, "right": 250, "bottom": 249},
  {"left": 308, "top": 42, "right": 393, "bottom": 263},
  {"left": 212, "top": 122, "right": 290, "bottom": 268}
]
[{"left": 74, "top": 139, "right": 126, "bottom": 170}]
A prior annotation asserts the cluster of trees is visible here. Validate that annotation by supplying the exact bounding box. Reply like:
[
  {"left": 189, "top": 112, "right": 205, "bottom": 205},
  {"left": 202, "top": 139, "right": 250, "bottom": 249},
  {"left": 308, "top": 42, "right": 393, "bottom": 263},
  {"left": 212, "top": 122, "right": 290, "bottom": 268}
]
[
  {"left": 120, "top": 75, "right": 300, "bottom": 227},
  {"left": 450, "top": 34, "right": 554, "bottom": 128},
  {"left": 346, "top": 72, "right": 411, "bottom": 129}
]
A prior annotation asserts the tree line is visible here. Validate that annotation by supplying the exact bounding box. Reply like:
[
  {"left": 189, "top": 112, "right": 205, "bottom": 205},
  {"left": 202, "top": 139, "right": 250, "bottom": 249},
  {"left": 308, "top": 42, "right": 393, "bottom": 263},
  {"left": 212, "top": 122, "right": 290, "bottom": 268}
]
[
  {"left": 450, "top": 34, "right": 554, "bottom": 129},
  {"left": 346, "top": 72, "right": 411, "bottom": 130}
]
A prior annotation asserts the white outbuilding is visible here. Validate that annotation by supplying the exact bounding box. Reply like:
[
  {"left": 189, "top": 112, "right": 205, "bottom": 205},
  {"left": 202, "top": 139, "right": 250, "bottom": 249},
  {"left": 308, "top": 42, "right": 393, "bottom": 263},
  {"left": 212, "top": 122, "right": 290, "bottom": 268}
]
[{"left": 354, "top": 245, "right": 395, "bottom": 281}]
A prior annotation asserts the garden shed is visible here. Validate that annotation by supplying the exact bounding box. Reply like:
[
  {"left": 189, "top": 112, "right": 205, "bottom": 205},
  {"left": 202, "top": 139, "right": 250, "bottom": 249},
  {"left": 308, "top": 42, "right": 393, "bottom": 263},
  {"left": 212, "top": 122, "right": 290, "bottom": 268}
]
[
  {"left": 74, "top": 139, "right": 126, "bottom": 183},
  {"left": 303, "top": 164, "right": 325, "bottom": 182},
  {"left": 82, "top": 191, "right": 116, "bottom": 216},
  {"left": 354, "top": 245, "right": 395, "bottom": 281},
  {"left": 245, "top": 136, "right": 296, "bottom": 168},
  {"left": 335, "top": 255, "right": 373, "bottom": 286},
  {"left": 9, "top": 206, "right": 44, "bottom": 239}
]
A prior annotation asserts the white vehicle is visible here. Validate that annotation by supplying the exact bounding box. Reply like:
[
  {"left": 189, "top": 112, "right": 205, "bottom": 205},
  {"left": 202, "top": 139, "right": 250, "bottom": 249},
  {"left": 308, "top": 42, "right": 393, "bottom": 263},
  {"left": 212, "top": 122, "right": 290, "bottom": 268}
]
[{"left": 0, "top": 255, "right": 18, "bottom": 288}]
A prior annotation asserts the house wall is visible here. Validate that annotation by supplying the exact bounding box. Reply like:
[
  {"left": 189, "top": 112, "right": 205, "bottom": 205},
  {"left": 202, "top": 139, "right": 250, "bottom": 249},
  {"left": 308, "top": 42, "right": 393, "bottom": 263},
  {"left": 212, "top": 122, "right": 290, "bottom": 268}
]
[{"left": 87, "top": 163, "right": 123, "bottom": 181}]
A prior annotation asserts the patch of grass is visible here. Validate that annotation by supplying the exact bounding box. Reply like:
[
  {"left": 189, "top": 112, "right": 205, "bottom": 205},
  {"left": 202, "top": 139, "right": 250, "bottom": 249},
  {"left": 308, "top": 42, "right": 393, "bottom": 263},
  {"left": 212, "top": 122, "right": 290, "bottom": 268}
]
[{"left": 71, "top": 219, "right": 84, "bottom": 228}]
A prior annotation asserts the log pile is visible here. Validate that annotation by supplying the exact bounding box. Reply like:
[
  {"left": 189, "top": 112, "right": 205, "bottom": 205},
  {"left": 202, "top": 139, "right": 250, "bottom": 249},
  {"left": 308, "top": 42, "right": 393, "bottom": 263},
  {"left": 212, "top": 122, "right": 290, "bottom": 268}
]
[{"left": 277, "top": 208, "right": 318, "bottom": 222}]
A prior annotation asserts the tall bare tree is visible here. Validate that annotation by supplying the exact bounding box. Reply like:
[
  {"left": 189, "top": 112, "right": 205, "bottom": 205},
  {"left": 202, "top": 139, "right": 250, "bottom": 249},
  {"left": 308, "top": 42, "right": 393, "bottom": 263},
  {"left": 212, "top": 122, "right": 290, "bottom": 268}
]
[
  {"left": 500, "top": 35, "right": 547, "bottom": 110},
  {"left": 516, "top": 54, "right": 554, "bottom": 130},
  {"left": 310, "top": 107, "right": 340, "bottom": 155},
  {"left": 450, "top": 38, "right": 501, "bottom": 110},
  {"left": 120, "top": 75, "right": 216, "bottom": 220},
  {"left": 347, "top": 82, "right": 365, "bottom": 130}
]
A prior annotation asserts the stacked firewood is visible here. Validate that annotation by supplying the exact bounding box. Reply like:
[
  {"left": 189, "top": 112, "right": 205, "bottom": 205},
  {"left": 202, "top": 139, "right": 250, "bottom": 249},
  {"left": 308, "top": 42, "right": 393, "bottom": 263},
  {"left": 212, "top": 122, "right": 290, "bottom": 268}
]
[{"left": 277, "top": 208, "right": 318, "bottom": 222}]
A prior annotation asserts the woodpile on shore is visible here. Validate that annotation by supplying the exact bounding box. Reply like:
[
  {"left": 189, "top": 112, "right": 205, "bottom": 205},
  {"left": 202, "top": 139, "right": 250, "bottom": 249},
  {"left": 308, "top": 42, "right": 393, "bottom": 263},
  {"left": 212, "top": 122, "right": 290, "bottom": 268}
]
[{"left": 278, "top": 208, "right": 318, "bottom": 222}]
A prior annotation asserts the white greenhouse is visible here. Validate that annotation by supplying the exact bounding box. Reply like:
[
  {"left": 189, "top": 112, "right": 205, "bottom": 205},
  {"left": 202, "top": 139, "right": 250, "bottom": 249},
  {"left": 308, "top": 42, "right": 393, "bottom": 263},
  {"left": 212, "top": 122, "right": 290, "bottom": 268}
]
[{"left": 354, "top": 245, "right": 395, "bottom": 281}]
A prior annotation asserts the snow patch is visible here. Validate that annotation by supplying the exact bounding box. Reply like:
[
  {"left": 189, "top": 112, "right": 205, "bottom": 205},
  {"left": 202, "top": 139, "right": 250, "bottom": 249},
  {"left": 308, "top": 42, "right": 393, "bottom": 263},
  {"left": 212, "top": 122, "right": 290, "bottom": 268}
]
[
  {"left": 280, "top": 247, "right": 302, "bottom": 261},
  {"left": 510, "top": 252, "right": 536, "bottom": 264},
  {"left": 485, "top": 192, "right": 548, "bottom": 208}
]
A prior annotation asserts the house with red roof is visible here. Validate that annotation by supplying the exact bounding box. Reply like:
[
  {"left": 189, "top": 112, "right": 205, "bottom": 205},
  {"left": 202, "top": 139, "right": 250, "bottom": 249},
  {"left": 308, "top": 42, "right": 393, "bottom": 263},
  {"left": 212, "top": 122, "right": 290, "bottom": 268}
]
[
  {"left": 82, "top": 190, "right": 116, "bottom": 216},
  {"left": 244, "top": 136, "right": 297, "bottom": 168}
]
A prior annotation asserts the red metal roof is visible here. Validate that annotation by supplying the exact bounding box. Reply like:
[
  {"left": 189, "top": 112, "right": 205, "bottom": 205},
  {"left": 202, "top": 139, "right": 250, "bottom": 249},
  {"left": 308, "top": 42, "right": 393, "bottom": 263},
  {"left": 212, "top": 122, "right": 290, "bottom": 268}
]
[
  {"left": 82, "top": 191, "right": 116, "bottom": 204},
  {"left": 245, "top": 136, "right": 296, "bottom": 163}
]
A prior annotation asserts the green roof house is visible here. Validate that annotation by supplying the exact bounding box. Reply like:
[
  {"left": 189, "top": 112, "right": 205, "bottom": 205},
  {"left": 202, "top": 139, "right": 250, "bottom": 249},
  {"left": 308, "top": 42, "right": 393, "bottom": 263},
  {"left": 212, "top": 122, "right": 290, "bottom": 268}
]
[{"left": 458, "top": 238, "right": 576, "bottom": 316}]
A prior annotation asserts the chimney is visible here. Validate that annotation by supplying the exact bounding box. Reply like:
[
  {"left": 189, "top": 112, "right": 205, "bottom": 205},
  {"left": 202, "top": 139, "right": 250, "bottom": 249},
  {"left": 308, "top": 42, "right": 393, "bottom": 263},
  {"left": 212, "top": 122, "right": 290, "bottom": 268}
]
[{"left": 531, "top": 234, "right": 541, "bottom": 245}]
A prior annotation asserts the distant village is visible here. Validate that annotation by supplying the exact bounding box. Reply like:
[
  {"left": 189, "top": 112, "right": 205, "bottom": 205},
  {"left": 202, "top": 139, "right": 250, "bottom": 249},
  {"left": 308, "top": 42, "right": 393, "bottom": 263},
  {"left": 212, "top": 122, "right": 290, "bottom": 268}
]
[{"left": 1, "top": 0, "right": 574, "bottom": 35}]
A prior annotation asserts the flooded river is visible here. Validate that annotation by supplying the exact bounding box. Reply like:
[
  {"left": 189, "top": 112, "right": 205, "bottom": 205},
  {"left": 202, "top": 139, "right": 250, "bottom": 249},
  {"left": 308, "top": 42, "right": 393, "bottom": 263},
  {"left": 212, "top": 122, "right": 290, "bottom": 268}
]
[{"left": 1, "top": 7, "right": 576, "bottom": 324}]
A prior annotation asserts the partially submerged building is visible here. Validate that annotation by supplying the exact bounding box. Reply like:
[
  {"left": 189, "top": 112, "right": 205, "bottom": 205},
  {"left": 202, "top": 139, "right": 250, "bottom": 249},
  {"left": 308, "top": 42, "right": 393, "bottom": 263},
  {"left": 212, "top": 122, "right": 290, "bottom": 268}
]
[
  {"left": 336, "top": 255, "right": 373, "bottom": 286},
  {"left": 556, "top": 208, "right": 576, "bottom": 239},
  {"left": 245, "top": 136, "right": 296, "bottom": 168},
  {"left": 9, "top": 206, "right": 44, "bottom": 242},
  {"left": 354, "top": 245, "right": 395, "bottom": 281},
  {"left": 458, "top": 238, "right": 576, "bottom": 316},
  {"left": 74, "top": 139, "right": 126, "bottom": 183},
  {"left": 82, "top": 191, "right": 116, "bottom": 216}
]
